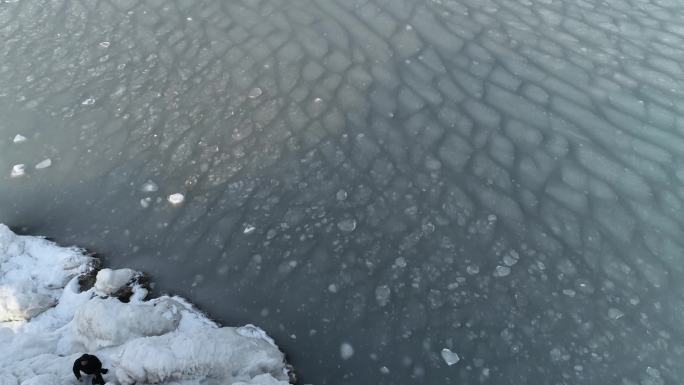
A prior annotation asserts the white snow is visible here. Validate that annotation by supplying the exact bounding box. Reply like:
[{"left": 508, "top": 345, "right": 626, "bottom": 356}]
[
  {"left": 0, "top": 224, "right": 94, "bottom": 322},
  {"left": 93, "top": 268, "right": 136, "bottom": 295},
  {"left": 0, "top": 224, "right": 292, "bottom": 385},
  {"left": 74, "top": 297, "right": 182, "bottom": 351},
  {"left": 13, "top": 134, "right": 27, "bottom": 143}
]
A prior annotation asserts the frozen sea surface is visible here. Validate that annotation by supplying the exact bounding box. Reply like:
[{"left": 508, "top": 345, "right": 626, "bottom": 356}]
[{"left": 2, "top": 0, "right": 684, "bottom": 384}]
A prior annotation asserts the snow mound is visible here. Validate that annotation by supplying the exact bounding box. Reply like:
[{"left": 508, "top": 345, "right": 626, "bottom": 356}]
[
  {"left": 115, "top": 327, "right": 287, "bottom": 385},
  {"left": 74, "top": 297, "right": 182, "bottom": 350},
  {"left": 0, "top": 373, "right": 18, "bottom": 385},
  {"left": 0, "top": 224, "right": 94, "bottom": 321},
  {"left": 0, "top": 225, "right": 293, "bottom": 385},
  {"left": 94, "top": 268, "right": 136, "bottom": 295},
  {"left": 0, "top": 282, "right": 56, "bottom": 322}
]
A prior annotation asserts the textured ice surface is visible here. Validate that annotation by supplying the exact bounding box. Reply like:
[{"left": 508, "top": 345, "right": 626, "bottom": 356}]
[{"left": 2, "top": 0, "right": 684, "bottom": 384}]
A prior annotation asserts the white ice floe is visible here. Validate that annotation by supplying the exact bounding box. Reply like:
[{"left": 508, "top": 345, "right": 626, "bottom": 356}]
[
  {"left": 0, "top": 224, "right": 292, "bottom": 385},
  {"left": 167, "top": 193, "right": 185, "bottom": 205},
  {"left": 248, "top": 87, "right": 263, "bottom": 99},
  {"left": 10, "top": 164, "right": 26, "bottom": 178},
  {"left": 13, "top": 134, "right": 27, "bottom": 143},
  {"left": 140, "top": 180, "right": 158, "bottom": 193},
  {"left": 35, "top": 158, "right": 52, "bottom": 170},
  {"left": 441, "top": 348, "right": 460, "bottom": 366},
  {"left": 339, "top": 342, "right": 354, "bottom": 360}
]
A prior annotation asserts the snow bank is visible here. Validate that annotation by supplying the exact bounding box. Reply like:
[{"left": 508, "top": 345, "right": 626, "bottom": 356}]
[
  {"left": 0, "top": 224, "right": 95, "bottom": 322},
  {"left": 74, "top": 297, "right": 182, "bottom": 350},
  {"left": 0, "top": 225, "right": 292, "bottom": 385},
  {"left": 115, "top": 327, "right": 287, "bottom": 385},
  {"left": 93, "top": 268, "right": 135, "bottom": 295}
]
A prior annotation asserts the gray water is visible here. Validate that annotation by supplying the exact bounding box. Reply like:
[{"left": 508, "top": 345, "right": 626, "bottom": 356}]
[{"left": 2, "top": 0, "right": 684, "bottom": 384}]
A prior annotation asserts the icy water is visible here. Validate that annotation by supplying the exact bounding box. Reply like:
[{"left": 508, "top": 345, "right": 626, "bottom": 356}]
[{"left": 2, "top": 0, "right": 684, "bottom": 384}]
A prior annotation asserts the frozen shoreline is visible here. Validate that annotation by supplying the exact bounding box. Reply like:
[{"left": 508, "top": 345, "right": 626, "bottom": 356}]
[{"left": 0, "top": 224, "right": 293, "bottom": 385}]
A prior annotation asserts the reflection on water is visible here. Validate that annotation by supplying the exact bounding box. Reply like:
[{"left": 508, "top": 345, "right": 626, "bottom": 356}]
[{"left": 2, "top": 0, "right": 684, "bottom": 384}]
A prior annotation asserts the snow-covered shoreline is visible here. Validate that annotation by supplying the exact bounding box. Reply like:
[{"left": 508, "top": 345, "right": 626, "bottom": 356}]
[{"left": 0, "top": 224, "right": 293, "bottom": 385}]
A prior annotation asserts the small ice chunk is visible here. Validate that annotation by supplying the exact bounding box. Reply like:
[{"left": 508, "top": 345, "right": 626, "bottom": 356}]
[
  {"left": 441, "top": 348, "right": 460, "bottom": 366},
  {"left": 13, "top": 134, "right": 27, "bottom": 143},
  {"left": 502, "top": 255, "right": 518, "bottom": 266},
  {"left": 99, "top": 41, "right": 110, "bottom": 48},
  {"left": 375, "top": 285, "right": 391, "bottom": 307},
  {"left": 340, "top": 343, "right": 354, "bottom": 360},
  {"left": 422, "top": 222, "right": 435, "bottom": 234},
  {"left": 243, "top": 225, "right": 256, "bottom": 234},
  {"left": 10, "top": 164, "right": 25, "bottom": 178},
  {"left": 248, "top": 87, "right": 263, "bottom": 99},
  {"left": 380, "top": 366, "right": 390, "bottom": 374},
  {"left": 493, "top": 265, "right": 511, "bottom": 277},
  {"left": 168, "top": 193, "right": 185, "bottom": 205},
  {"left": 646, "top": 366, "right": 661, "bottom": 380},
  {"left": 394, "top": 257, "right": 407, "bottom": 268},
  {"left": 140, "top": 197, "right": 151, "bottom": 208},
  {"left": 503, "top": 250, "right": 519, "bottom": 266},
  {"left": 608, "top": 307, "right": 624, "bottom": 320},
  {"left": 141, "top": 180, "right": 159, "bottom": 193},
  {"left": 466, "top": 264, "right": 479, "bottom": 275},
  {"left": 425, "top": 157, "right": 441, "bottom": 170},
  {"left": 81, "top": 97, "right": 96, "bottom": 105},
  {"left": 35, "top": 159, "right": 52, "bottom": 169},
  {"left": 337, "top": 218, "right": 357, "bottom": 232},
  {"left": 336, "top": 189, "right": 348, "bottom": 201},
  {"left": 328, "top": 284, "right": 338, "bottom": 293}
]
